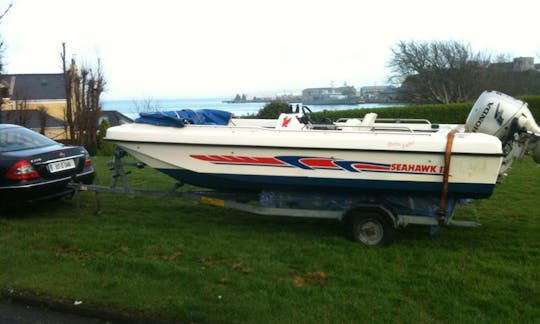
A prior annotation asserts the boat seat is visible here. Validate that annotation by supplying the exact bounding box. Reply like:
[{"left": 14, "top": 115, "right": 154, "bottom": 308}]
[
  {"left": 340, "top": 113, "right": 378, "bottom": 131},
  {"left": 361, "top": 113, "right": 378, "bottom": 126}
]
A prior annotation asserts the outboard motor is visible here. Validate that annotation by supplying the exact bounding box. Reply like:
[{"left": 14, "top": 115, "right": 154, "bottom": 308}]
[{"left": 465, "top": 91, "right": 540, "bottom": 178}]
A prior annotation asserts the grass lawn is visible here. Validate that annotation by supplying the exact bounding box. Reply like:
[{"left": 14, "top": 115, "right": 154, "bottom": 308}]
[{"left": 0, "top": 156, "right": 539, "bottom": 323}]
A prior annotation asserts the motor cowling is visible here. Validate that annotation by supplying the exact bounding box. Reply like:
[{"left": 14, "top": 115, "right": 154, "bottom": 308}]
[
  {"left": 466, "top": 91, "right": 540, "bottom": 176},
  {"left": 465, "top": 91, "right": 540, "bottom": 140}
]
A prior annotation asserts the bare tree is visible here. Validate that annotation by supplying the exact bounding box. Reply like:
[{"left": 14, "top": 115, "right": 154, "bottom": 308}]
[
  {"left": 62, "top": 44, "right": 106, "bottom": 153},
  {"left": 78, "top": 59, "right": 105, "bottom": 153},
  {"left": 388, "top": 40, "right": 490, "bottom": 103},
  {"left": 38, "top": 105, "right": 48, "bottom": 135},
  {"left": 493, "top": 53, "right": 513, "bottom": 63},
  {"left": 0, "top": 3, "right": 13, "bottom": 123},
  {"left": 8, "top": 86, "right": 31, "bottom": 127},
  {"left": 0, "top": 3, "right": 12, "bottom": 73},
  {"left": 13, "top": 97, "right": 29, "bottom": 126},
  {"left": 61, "top": 43, "right": 75, "bottom": 141},
  {"left": 133, "top": 97, "right": 161, "bottom": 113},
  {"left": 0, "top": 2, "right": 12, "bottom": 21}
]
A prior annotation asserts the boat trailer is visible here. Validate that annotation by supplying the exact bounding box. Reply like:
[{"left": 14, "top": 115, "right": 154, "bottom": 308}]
[{"left": 71, "top": 148, "right": 480, "bottom": 246}]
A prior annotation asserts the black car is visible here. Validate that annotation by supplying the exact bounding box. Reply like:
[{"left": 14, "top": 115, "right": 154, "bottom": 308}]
[{"left": 0, "top": 124, "right": 95, "bottom": 207}]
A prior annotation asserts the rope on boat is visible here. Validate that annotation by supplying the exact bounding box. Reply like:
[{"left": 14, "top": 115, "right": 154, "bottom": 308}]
[{"left": 438, "top": 128, "right": 458, "bottom": 218}]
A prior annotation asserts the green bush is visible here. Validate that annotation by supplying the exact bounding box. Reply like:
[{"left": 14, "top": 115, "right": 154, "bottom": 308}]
[
  {"left": 521, "top": 95, "right": 540, "bottom": 118},
  {"left": 85, "top": 143, "right": 98, "bottom": 157},
  {"left": 313, "top": 95, "right": 540, "bottom": 124},
  {"left": 97, "top": 119, "right": 115, "bottom": 156},
  {"left": 313, "top": 102, "right": 470, "bottom": 124},
  {"left": 254, "top": 100, "right": 291, "bottom": 119}
]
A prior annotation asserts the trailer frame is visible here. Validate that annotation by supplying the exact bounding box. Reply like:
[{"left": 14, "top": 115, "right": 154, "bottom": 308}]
[{"left": 71, "top": 148, "right": 480, "bottom": 246}]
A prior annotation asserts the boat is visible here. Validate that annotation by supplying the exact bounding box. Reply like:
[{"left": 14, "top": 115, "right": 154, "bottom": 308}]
[
  {"left": 105, "top": 91, "right": 540, "bottom": 201},
  {"left": 102, "top": 91, "right": 540, "bottom": 245}
]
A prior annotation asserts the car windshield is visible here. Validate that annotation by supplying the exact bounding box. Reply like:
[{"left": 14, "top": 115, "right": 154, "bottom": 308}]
[{"left": 0, "top": 126, "right": 58, "bottom": 152}]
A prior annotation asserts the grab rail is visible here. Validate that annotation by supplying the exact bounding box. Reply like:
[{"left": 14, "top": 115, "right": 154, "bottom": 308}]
[{"left": 336, "top": 117, "right": 432, "bottom": 125}]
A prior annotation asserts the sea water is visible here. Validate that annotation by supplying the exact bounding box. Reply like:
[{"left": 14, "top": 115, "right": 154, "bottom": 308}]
[{"left": 102, "top": 97, "right": 401, "bottom": 119}]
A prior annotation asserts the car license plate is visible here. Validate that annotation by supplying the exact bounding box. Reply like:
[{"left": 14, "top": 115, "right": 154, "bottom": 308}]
[{"left": 48, "top": 159, "right": 76, "bottom": 173}]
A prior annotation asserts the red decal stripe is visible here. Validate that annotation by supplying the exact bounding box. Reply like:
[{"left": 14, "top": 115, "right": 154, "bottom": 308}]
[
  {"left": 352, "top": 163, "right": 390, "bottom": 171},
  {"left": 190, "top": 154, "right": 225, "bottom": 162},
  {"left": 222, "top": 155, "right": 285, "bottom": 165},
  {"left": 300, "top": 158, "right": 339, "bottom": 169},
  {"left": 190, "top": 155, "right": 285, "bottom": 165}
]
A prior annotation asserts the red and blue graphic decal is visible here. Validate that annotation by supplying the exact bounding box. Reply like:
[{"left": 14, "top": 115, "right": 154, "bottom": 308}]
[
  {"left": 189, "top": 155, "right": 287, "bottom": 167},
  {"left": 190, "top": 155, "right": 443, "bottom": 175}
]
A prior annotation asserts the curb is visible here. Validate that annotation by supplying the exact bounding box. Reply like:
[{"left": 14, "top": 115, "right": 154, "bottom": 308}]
[{"left": 1, "top": 288, "right": 178, "bottom": 324}]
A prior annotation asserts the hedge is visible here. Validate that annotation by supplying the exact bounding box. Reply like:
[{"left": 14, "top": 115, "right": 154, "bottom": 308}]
[{"left": 314, "top": 95, "right": 540, "bottom": 124}]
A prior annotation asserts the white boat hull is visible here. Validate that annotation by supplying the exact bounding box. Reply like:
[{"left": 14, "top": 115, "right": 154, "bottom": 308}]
[{"left": 107, "top": 122, "right": 503, "bottom": 198}]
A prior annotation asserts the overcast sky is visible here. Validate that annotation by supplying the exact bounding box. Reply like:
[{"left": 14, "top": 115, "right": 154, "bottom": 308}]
[{"left": 1, "top": 0, "right": 539, "bottom": 100}]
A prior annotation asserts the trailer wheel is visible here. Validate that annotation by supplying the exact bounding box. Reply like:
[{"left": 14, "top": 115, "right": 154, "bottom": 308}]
[{"left": 344, "top": 212, "right": 395, "bottom": 246}]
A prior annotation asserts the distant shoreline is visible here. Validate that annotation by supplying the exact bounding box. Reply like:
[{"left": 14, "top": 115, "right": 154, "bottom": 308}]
[{"left": 102, "top": 97, "right": 404, "bottom": 118}]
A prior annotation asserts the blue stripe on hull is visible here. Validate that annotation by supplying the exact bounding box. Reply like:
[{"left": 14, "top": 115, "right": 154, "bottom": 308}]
[{"left": 158, "top": 168, "right": 495, "bottom": 198}]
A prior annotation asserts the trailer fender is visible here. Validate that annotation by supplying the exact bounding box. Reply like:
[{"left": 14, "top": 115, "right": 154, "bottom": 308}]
[{"left": 340, "top": 204, "right": 397, "bottom": 226}]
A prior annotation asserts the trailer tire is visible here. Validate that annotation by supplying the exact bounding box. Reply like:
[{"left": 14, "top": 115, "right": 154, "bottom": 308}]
[{"left": 344, "top": 211, "right": 395, "bottom": 246}]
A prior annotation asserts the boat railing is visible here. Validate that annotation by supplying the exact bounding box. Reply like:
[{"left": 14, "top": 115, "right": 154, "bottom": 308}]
[
  {"left": 370, "top": 126, "right": 416, "bottom": 133},
  {"left": 336, "top": 123, "right": 439, "bottom": 134},
  {"left": 335, "top": 117, "right": 432, "bottom": 125},
  {"left": 334, "top": 117, "right": 438, "bottom": 134}
]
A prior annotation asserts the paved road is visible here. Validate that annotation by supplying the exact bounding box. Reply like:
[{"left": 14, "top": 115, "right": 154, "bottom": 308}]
[{"left": 0, "top": 301, "right": 106, "bottom": 324}]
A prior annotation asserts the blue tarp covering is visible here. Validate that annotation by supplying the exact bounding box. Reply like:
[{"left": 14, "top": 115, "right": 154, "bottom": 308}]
[{"left": 135, "top": 109, "right": 233, "bottom": 127}]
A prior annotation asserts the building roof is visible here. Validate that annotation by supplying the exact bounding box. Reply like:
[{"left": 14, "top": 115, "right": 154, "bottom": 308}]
[
  {"left": 100, "top": 110, "right": 133, "bottom": 126},
  {"left": 3, "top": 73, "right": 66, "bottom": 100},
  {"left": 1, "top": 109, "right": 65, "bottom": 129}
]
